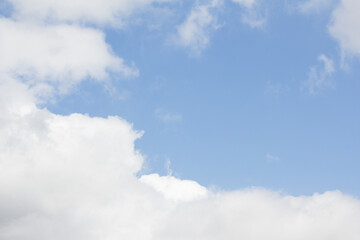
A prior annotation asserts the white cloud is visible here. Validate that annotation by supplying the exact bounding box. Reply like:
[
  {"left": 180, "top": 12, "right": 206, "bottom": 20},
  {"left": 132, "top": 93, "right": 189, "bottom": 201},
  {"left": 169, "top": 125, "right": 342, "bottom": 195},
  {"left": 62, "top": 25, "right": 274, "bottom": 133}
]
[
  {"left": 171, "top": 0, "right": 265, "bottom": 53},
  {"left": 7, "top": 0, "right": 175, "bottom": 26},
  {"left": 232, "top": 0, "right": 267, "bottom": 28},
  {"left": 303, "top": 54, "right": 335, "bottom": 94},
  {"left": 140, "top": 174, "right": 208, "bottom": 202},
  {"left": 171, "top": 0, "right": 223, "bottom": 54},
  {"left": 1, "top": 77, "right": 360, "bottom": 240},
  {"left": 296, "top": 0, "right": 360, "bottom": 70},
  {"left": 0, "top": 18, "right": 138, "bottom": 100},
  {"left": 1, "top": 80, "right": 360, "bottom": 239},
  {"left": 0, "top": 80, "right": 156, "bottom": 240},
  {"left": 155, "top": 190, "right": 360, "bottom": 240},
  {"left": 0, "top": 1, "right": 360, "bottom": 239},
  {"left": 328, "top": 0, "right": 360, "bottom": 60},
  {"left": 1, "top": 79, "right": 360, "bottom": 239}
]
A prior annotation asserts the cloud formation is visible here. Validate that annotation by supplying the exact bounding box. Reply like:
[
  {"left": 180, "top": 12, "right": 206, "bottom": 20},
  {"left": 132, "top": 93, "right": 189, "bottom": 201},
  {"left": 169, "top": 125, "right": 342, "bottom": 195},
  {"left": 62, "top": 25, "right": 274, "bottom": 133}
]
[
  {"left": 296, "top": 0, "right": 360, "bottom": 67},
  {"left": 303, "top": 54, "right": 335, "bottom": 94},
  {"left": 232, "top": 0, "right": 267, "bottom": 28},
  {"left": 140, "top": 174, "right": 208, "bottom": 202},
  {"left": 329, "top": 0, "right": 360, "bottom": 60},
  {"left": 1, "top": 79, "right": 360, "bottom": 239},
  {"left": 0, "top": 18, "right": 138, "bottom": 100},
  {"left": 170, "top": 0, "right": 223, "bottom": 54},
  {"left": 0, "top": 79, "right": 158, "bottom": 240},
  {"left": 170, "top": 0, "right": 267, "bottom": 53},
  {"left": 7, "top": 0, "right": 175, "bottom": 26},
  {"left": 155, "top": 108, "right": 183, "bottom": 123},
  {"left": 0, "top": 0, "right": 360, "bottom": 239},
  {"left": 232, "top": 0, "right": 257, "bottom": 9},
  {"left": 266, "top": 154, "right": 280, "bottom": 163},
  {"left": 297, "top": 0, "right": 336, "bottom": 13}
]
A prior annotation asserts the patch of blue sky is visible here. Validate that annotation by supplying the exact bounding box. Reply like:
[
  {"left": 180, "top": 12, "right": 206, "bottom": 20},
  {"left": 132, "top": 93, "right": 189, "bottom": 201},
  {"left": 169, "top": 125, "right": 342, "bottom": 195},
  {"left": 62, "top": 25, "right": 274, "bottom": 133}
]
[{"left": 46, "top": 0, "right": 360, "bottom": 196}]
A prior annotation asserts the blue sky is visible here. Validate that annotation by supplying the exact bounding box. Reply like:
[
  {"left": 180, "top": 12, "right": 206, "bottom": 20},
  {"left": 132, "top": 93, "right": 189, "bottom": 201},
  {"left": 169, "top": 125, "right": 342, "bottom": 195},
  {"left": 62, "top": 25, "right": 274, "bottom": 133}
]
[
  {"left": 42, "top": 0, "right": 360, "bottom": 196},
  {"left": 1, "top": 0, "right": 360, "bottom": 239}
]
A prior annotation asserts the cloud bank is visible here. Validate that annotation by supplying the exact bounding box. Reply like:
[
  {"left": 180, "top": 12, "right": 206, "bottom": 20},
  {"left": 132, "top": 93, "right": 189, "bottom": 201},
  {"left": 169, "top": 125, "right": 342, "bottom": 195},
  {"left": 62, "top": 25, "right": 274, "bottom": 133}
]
[
  {"left": 1, "top": 83, "right": 360, "bottom": 239},
  {"left": 0, "top": 0, "right": 360, "bottom": 239}
]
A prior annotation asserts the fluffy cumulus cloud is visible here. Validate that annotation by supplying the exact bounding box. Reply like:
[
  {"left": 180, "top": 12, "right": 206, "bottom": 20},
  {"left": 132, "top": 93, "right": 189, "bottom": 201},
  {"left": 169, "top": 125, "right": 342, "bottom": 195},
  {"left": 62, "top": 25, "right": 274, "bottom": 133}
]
[
  {"left": 1, "top": 82, "right": 360, "bottom": 239},
  {"left": 328, "top": 0, "right": 360, "bottom": 60},
  {"left": 1, "top": 0, "right": 360, "bottom": 239},
  {"left": 0, "top": 18, "right": 138, "bottom": 99},
  {"left": 140, "top": 174, "right": 208, "bottom": 202},
  {"left": 0, "top": 79, "right": 161, "bottom": 240},
  {"left": 171, "top": 0, "right": 223, "bottom": 54},
  {"left": 156, "top": 190, "right": 360, "bottom": 240}
]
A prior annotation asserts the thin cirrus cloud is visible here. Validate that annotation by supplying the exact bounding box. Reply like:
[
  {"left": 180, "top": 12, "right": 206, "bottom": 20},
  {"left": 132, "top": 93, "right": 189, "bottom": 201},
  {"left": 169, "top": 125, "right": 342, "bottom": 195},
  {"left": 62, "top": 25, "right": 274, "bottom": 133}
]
[
  {"left": 155, "top": 108, "right": 183, "bottom": 123},
  {"left": 232, "top": 0, "right": 267, "bottom": 28},
  {"left": 266, "top": 154, "right": 281, "bottom": 163},
  {"left": 303, "top": 54, "right": 335, "bottom": 94},
  {"left": 297, "top": 0, "right": 337, "bottom": 13},
  {"left": 7, "top": 0, "right": 177, "bottom": 26},
  {"left": 232, "top": 0, "right": 257, "bottom": 8},
  {"left": 1, "top": 0, "right": 360, "bottom": 239}
]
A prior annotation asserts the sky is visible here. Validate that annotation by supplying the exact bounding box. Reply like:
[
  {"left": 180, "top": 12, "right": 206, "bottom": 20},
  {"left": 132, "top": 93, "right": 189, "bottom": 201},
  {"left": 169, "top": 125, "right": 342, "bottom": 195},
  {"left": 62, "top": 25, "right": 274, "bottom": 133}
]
[{"left": 0, "top": 0, "right": 360, "bottom": 239}]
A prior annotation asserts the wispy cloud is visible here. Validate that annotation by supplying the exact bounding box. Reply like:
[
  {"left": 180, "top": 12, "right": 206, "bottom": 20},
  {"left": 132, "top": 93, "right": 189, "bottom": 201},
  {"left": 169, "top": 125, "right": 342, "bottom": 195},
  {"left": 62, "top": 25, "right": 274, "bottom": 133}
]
[
  {"left": 303, "top": 54, "right": 335, "bottom": 94},
  {"left": 297, "top": 0, "right": 337, "bottom": 13},
  {"left": 165, "top": 158, "right": 173, "bottom": 176},
  {"left": 7, "top": 0, "right": 177, "bottom": 27},
  {"left": 265, "top": 81, "right": 290, "bottom": 96},
  {"left": 170, "top": 0, "right": 223, "bottom": 54},
  {"left": 155, "top": 108, "right": 183, "bottom": 123},
  {"left": 232, "top": 0, "right": 267, "bottom": 28},
  {"left": 266, "top": 154, "right": 281, "bottom": 163}
]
